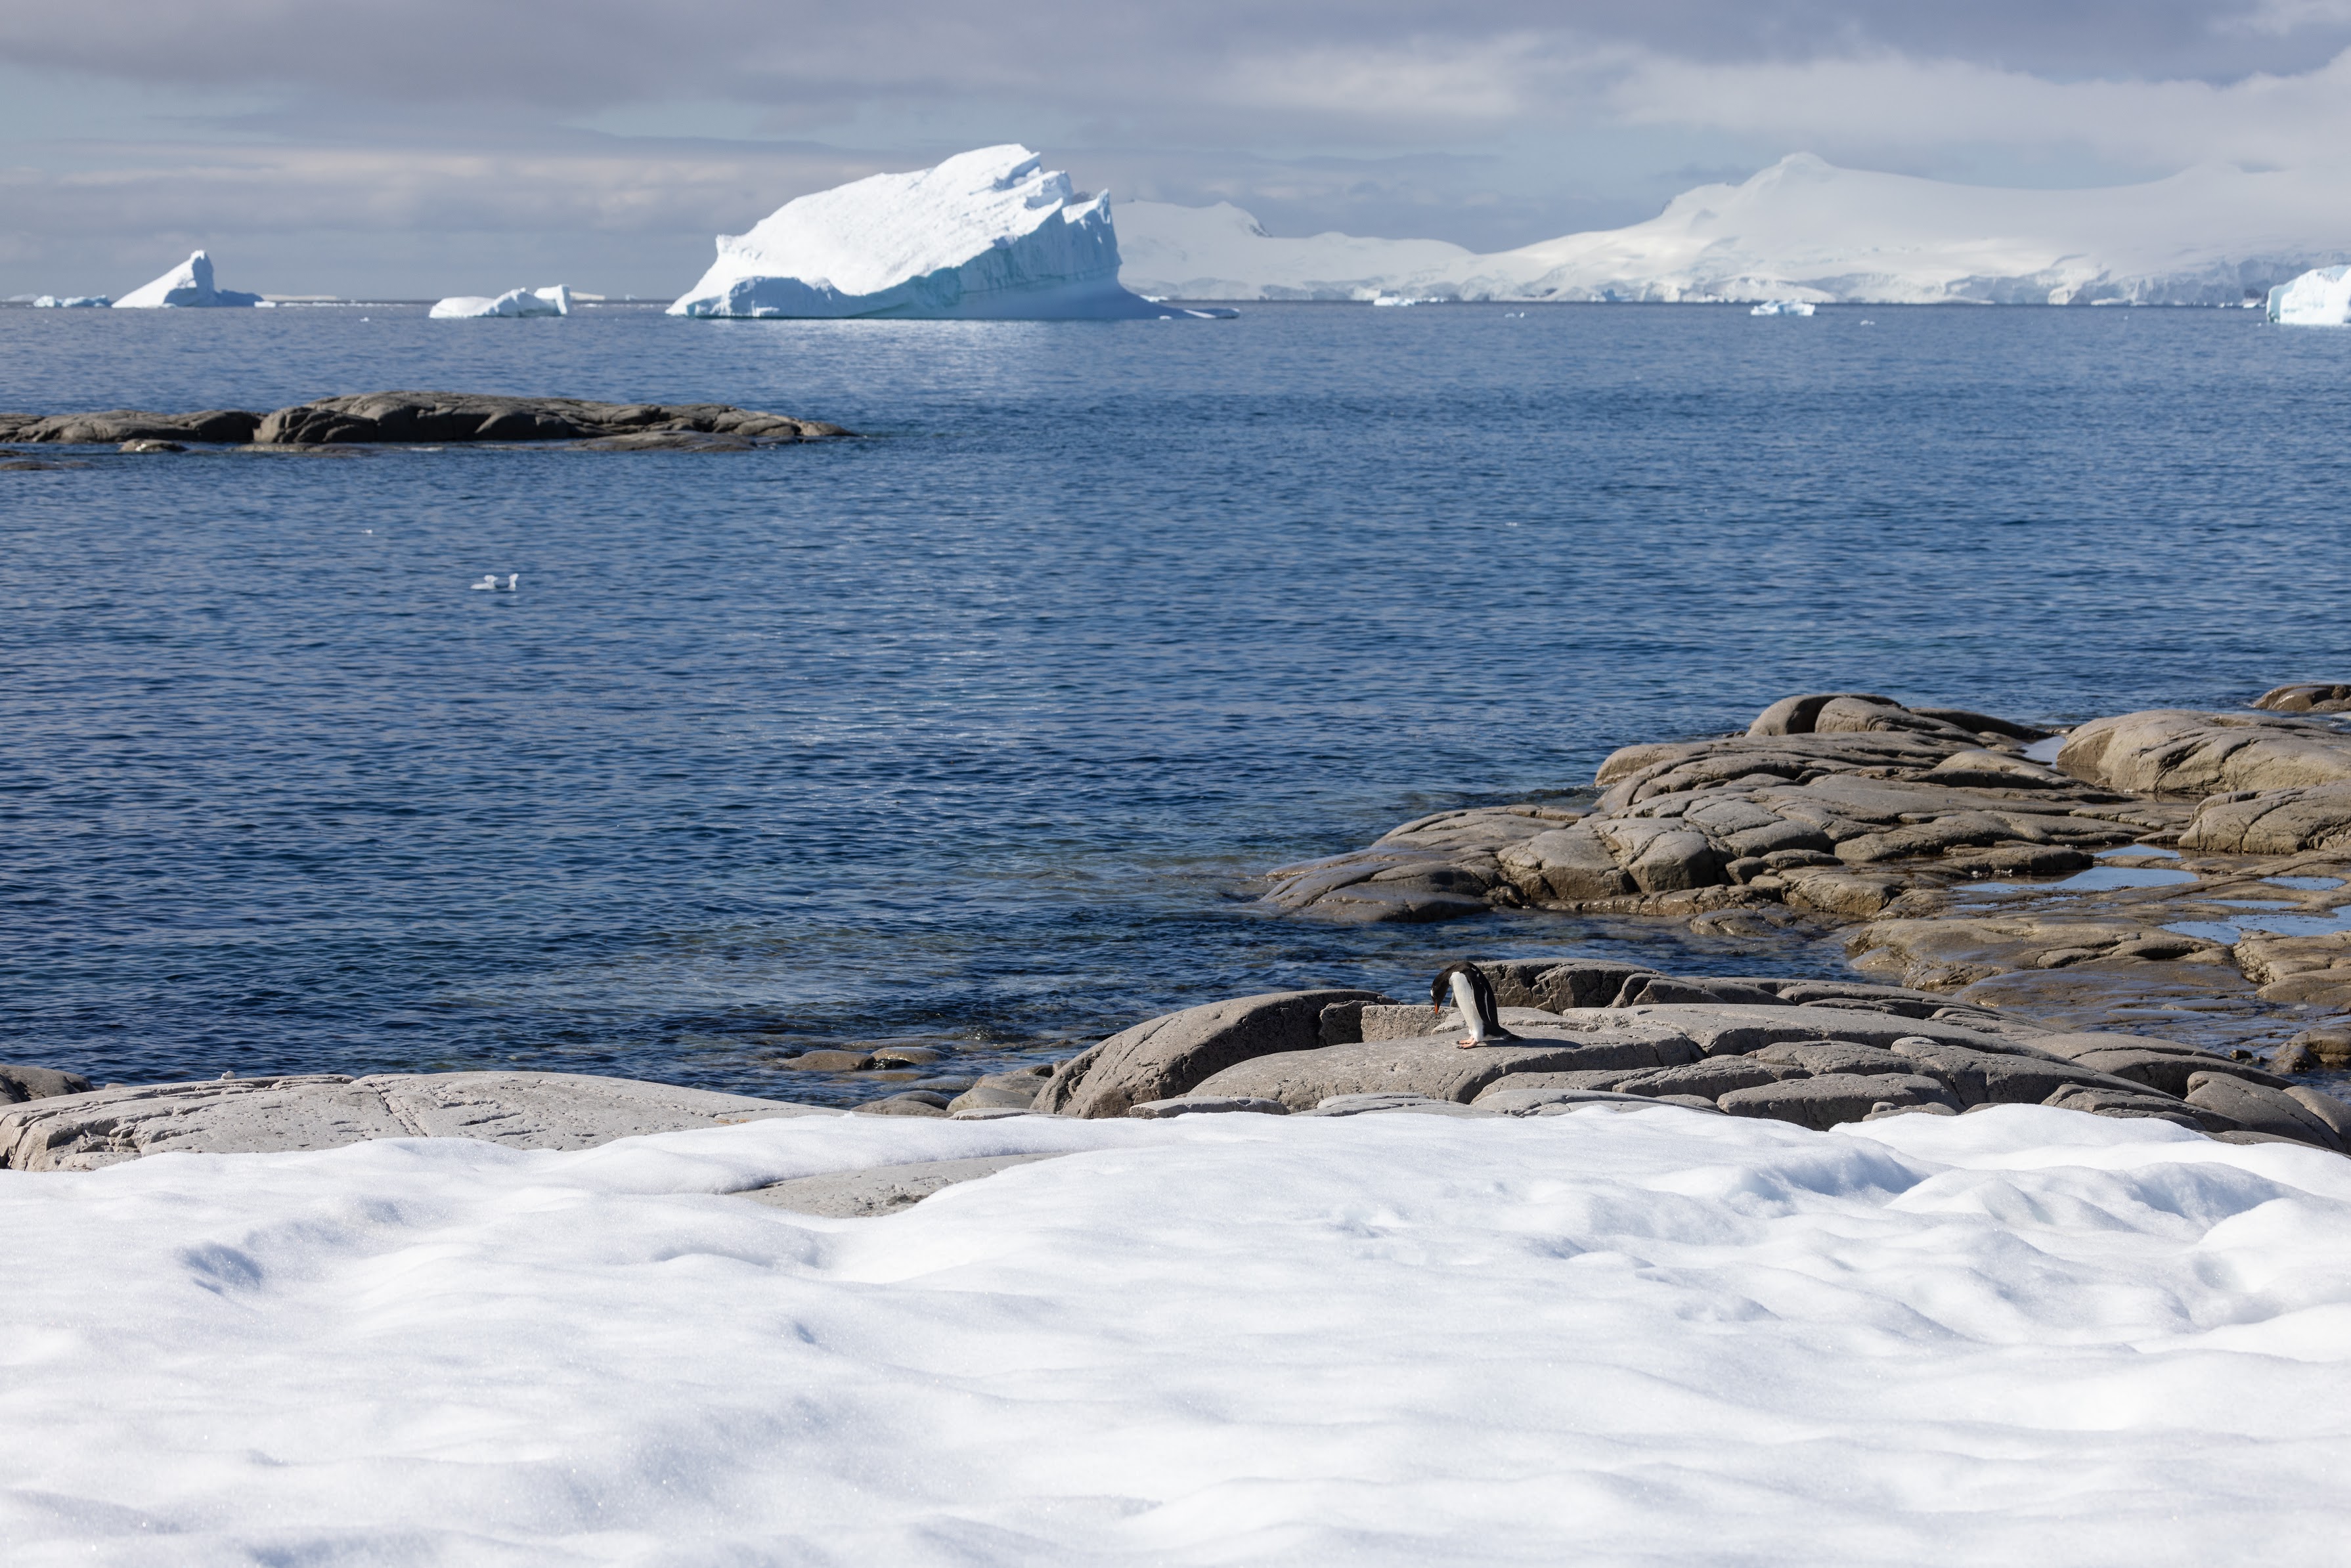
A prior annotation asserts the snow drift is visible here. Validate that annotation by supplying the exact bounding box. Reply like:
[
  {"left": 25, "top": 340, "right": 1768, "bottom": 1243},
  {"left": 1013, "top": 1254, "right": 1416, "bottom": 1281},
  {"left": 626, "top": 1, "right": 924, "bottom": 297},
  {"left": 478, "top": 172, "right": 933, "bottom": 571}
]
[
  {"left": 5, "top": 1102, "right": 2348, "bottom": 1561},
  {"left": 1118, "top": 154, "right": 2351, "bottom": 306},
  {"left": 429, "top": 285, "right": 571, "bottom": 319},
  {"left": 112, "top": 250, "right": 262, "bottom": 309},
  {"left": 670, "top": 144, "right": 1208, "bottom": 320}
]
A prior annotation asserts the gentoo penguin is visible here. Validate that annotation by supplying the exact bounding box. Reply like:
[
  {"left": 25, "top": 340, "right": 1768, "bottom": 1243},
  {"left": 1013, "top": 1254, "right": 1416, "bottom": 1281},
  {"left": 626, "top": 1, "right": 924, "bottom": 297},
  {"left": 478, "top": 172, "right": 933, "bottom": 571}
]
[{"left": 1431, "top": 961, "right": 1514, "bottom": 1049}]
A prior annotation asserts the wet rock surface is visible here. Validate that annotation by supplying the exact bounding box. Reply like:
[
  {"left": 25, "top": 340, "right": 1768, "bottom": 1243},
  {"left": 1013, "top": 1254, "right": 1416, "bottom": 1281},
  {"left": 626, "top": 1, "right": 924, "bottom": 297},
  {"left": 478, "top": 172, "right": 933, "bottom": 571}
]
[{"left": 0, "top": 393, "right": 851, "bottom": 448}]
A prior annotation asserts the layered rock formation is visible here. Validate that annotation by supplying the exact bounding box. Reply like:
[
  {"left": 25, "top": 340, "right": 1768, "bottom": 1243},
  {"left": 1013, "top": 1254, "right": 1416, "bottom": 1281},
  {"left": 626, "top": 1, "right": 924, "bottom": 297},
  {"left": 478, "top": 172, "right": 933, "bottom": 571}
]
[
  {"left": 0, "top": 393, "right": 851, "bottom": 448},
  {"left": 1022, "top": 963, "right": 2349, "bottom": 1153}
]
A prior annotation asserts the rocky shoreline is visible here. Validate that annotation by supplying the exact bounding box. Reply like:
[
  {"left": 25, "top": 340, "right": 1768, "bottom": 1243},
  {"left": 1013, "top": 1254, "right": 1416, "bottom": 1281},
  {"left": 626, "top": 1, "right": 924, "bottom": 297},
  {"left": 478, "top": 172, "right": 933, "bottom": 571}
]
[
  {"left": 7, "top": 687, "right": 2347, "bottom": 1188},
  {"left": 0, "top": 391, "right": 852, "bottom": 452}
]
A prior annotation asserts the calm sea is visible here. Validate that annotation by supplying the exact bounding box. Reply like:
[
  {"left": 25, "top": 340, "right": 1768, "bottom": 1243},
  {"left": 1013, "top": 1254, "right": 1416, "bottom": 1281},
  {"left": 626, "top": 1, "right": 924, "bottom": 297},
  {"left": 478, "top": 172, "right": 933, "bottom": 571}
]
[{"left": 4, "top": 302, "right": 2348, "bottom": 1100}]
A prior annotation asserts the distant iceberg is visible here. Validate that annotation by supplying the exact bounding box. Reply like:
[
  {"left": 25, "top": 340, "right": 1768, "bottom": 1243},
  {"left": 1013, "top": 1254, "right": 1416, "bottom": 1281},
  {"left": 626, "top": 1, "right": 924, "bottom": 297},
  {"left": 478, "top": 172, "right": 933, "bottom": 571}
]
[
  {"left": 33, "top": 295, "right": 110, "bottom": 308},
  {"left": 1749, "top": 299, "right": 1815, "bottom": 316},
  {"left": 429, "top": 286, "right": 571, "bottom": 319},
  {"left": 669, "top": 145, "right": 1211, "bottom": 320},
  {"left": 1117, "top": 155, "right": 2351, "bottom": 307},
  {"left": 113, "top": 251, "right": 262, "bottom": 309},
  {"left": 2266, "top": 265, "right": 2351, "bottom": 324}
]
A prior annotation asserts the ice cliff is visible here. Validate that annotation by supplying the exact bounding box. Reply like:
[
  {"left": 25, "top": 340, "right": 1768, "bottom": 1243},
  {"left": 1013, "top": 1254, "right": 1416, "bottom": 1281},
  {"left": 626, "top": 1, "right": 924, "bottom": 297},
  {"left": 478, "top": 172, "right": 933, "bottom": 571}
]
[
  {"left": 431, "top": 286, "right": 571, "bottom": 319},
  {"left": 1117, "top": 155, "right": 2351, "bottom": 307},
  {"left": 2266, "top": 265, "right": 2351, "bottom": 323},
  {"left": 112, "top": 251, "right": 263, "bottom": 309},
  {"left": 669, "top": 146, "right": 1197, "bottom": 320}
]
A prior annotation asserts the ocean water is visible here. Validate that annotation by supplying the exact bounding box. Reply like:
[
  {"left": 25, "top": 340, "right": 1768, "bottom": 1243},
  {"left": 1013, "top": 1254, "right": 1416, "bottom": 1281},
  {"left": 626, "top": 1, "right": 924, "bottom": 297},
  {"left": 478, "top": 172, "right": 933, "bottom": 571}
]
[{"left": 4, "top": 301, "right": 2350, "bottom": 1100}]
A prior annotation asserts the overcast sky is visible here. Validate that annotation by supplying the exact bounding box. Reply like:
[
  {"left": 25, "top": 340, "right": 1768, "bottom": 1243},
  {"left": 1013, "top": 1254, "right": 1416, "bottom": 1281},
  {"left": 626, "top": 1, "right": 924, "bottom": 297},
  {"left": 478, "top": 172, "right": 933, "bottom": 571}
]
[{"left": 10, "top": 0, "right": 2351, "bottom": 297}]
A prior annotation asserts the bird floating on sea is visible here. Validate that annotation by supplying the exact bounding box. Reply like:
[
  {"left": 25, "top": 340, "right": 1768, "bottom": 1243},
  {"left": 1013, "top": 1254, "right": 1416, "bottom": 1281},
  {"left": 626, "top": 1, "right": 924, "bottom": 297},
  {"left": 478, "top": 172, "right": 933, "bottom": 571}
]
[{"left": 472, "top": 573, "right": 519, "bottom": 591}]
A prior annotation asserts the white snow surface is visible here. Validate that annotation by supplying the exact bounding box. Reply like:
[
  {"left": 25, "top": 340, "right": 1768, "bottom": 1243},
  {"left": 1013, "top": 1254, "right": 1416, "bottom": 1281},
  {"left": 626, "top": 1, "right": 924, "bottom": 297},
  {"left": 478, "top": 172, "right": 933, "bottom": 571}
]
[
  {"left": 429, "top": 285, "right": 571, "bottom": 319},
  {"left": 112, "top": 250, "right": 262, "bottom": 309},
  {"left": 6, "top": 1102, "right": 2348, "bottom": 1564},
  {"left": 670, "top": 144, "right": 1193, "bottom": 320},
  {"left": 1117, "top": 154, "right": 2351, "bottom": 306}
]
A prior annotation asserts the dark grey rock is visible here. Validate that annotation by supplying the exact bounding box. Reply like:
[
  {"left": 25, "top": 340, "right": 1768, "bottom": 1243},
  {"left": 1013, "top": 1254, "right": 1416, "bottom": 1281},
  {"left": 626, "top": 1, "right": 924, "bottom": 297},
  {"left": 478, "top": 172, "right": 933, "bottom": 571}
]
[
  {"left": 851, "top": 1094, "right": 952, "bottom": 1118},
  {"left": 2041, "top": 1083, "right": 2214, "bottom": 1131},
  {"left": 0, "top": 1064, "right": 94, "bottom": 1104},
  {"left": 948, "top": 1066, "right": 1056, "bottom": 1114},
  {"left": 1192, "top": 1028, "right": 1702, "bottom": 1110},
  {"left": 1035, "top": 989, "right": 1386, "bottom": 1118},
  {"left": 2183, "top": 1073, "right": 2346, "bottom": 1150},
  {"left": 1301, "top": 1093, "right": 1499, "bottom": 1118},
  {"left": 789, "top": 1050, "right": 876, "bottom": 1072},
  {"left": 1718, "top": 1072, "right": 1962, "bottom": 1130},
  {"left": 1613, "top": 1058, "right": 1809, "bottom": 1099}
]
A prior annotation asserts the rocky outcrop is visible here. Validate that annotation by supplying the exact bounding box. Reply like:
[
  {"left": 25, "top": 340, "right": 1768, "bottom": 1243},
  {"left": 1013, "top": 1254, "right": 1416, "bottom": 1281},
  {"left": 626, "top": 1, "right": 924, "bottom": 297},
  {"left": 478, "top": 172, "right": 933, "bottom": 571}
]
[
  {"left": 1262, "top": 695, "right": 2174, "bottom": 925},
  {"left": 1, "top": 394, "right": 851, "bottom": 447},
  {"left": 1032, "top": 989, "right": 1387, "bottom": 1119},
  {"left": 2235, "top": 930, "right": 2351, "bottom": 1007},
  {"left": 2180, "top": 782, "right": 2351, "bottom": 854},
  {"left": 2057, "top": 710, "right": 2351, "bottom": 797},
  {"left": 0, "top": 1071, "right": 827, "bottom": 1171},
  {"left": 0, "top": 1064, "right": 93, "bottom": 1103},
  {"left": 2253, "top": 683, "right": 2351, "bottom": 714},
  {"left": 0, "top": 409, "right": 262, "bottom": 445}
]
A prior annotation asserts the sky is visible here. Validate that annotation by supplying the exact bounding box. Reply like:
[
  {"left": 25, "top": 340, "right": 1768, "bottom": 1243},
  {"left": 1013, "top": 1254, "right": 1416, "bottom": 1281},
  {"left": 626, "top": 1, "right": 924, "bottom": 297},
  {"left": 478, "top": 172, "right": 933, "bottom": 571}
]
[{"left": 9, "top": 0, "right": 2351, "bottom": 298}]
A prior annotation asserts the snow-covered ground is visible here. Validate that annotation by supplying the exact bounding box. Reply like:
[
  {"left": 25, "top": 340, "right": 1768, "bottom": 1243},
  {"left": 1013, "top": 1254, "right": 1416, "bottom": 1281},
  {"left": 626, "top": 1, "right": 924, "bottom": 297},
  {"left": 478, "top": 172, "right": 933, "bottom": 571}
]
[
  {"left": 671, "top": 144, "right": 1202, "bottom": 320},
  {"left": 1118, "top": 154, "right": 2351, "bottom": 306},
  {"left": 112, "top": 250, "right": 262, "bottom": 309},
  {"left": 5, "top": 1104, "right": 2346, "bottom": 1563}
]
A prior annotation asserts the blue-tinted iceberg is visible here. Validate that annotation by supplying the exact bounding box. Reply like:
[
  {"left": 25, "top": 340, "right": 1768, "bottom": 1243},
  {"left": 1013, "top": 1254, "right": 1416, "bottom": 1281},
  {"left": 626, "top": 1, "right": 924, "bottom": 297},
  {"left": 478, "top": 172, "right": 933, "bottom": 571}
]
[
  {"left": 669, "top": 145, "right": 1208, "bottom": 320},
  {"left": 33, "top": 295, "right": 110, "bottom": 308},
  {"left": 2267, "top": 265, "right": 2351, "bottom": 324},
  {"left": 113, "top": 251, "right": 262, "bottom": 309},
  {"left": 429, "top": 286, "right": 571, "bottom": 319}
]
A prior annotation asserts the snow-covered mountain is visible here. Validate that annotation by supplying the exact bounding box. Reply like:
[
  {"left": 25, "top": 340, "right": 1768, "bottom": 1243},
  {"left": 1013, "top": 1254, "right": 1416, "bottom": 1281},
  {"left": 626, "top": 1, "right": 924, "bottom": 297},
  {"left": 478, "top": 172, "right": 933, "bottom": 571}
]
[{"left": 1117, "top": 155, "right": 2351, "bottom": 305}]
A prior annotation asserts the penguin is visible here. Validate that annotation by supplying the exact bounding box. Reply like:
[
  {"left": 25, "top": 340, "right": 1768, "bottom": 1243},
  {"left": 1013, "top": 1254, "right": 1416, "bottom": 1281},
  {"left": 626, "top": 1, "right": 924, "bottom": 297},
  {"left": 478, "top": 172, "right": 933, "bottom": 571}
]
[{"left": 1431, "top": 961, "right": 1514, "bottom": 1049}]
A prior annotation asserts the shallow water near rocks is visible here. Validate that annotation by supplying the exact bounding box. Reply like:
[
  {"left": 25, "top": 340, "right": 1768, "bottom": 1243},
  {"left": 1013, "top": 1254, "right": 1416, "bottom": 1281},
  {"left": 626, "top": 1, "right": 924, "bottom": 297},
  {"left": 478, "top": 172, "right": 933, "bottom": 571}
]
[{"left": 5, "top": 302, "right": 2351, "bottom": 1100}]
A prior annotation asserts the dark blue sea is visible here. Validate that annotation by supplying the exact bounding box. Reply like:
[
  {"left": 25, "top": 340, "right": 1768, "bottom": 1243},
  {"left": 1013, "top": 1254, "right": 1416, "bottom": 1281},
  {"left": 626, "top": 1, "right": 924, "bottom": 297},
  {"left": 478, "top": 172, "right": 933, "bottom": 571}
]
[{"left": 5, "top": 301, "right": 2349, "bottom": 1100}]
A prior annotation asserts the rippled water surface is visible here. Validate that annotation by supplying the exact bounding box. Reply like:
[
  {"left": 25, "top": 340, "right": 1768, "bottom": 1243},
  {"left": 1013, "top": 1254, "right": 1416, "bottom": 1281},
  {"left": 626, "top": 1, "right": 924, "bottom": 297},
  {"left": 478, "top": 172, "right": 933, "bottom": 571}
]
[{"left": 5, "top": 303, "right": 2350, "bottom": 1098}]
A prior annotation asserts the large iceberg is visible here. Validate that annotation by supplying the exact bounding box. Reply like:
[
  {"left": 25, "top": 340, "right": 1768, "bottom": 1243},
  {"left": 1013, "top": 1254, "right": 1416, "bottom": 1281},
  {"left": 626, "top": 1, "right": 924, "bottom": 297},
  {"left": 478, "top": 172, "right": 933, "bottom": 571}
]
[
  {"left": 429, "top": 286, "right": 571, "bottom": 319},
  {"left": 112, "top": 250, "right": 263, "bottom": 309},
  {"left": 32, "top": 295, "right": 110, "bottom": 308},
  {"left": 1117, "top": 154, "right": 2351, "bottom": 307},
  {"left": 2266, "top": 265, "right": 2351, "bottom": 324},
  {"left": 669, "top": 145, "right": 1198, "bottom": 320}
]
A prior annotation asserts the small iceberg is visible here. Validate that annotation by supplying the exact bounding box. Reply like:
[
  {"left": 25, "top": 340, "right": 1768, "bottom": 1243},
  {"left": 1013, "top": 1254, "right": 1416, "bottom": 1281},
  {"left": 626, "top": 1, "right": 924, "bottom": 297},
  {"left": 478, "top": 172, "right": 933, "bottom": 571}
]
[
  {"left": 429, "top": 286, "right": 571, "bottom": 319},
  {"left": 113, "top": 251, "right": 262, "bottom": 309},
  {"left": 33, "top": 295, "right": 110, "bottom": 309},
  {"left": 2267, "top": 266, "right": 2351, "bottom": 324},
  {"left": 669, "top": 145, "right": 1214, "bottom": 320},
  {"left": 1749, "top": 299, "right": 1816, "bottom": 316}
]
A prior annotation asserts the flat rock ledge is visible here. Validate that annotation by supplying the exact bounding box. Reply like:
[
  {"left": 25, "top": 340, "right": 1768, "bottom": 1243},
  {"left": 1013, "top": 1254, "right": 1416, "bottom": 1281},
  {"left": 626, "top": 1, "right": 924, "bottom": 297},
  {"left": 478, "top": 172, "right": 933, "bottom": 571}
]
[
  {"left": 1022, "top": 965, "right": 2351, "bottom": 1154},
  {"left": 0, "top": 392, "right": 852, "bottom": 450},
  {"left": 0, "top": 1070, "right": 828, "bottom": 1171},
  {"left": 1262, "top": 690, "right": 2351, "bottom": 930}
]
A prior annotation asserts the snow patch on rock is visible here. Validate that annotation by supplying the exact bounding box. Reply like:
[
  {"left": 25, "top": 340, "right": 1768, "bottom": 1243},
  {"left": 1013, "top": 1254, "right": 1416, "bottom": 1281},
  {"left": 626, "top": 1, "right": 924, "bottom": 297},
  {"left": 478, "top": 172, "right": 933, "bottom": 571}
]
[
  {"left": 1118, "top": 154, "right": 2351, "bottom": 307},
  {"left": 429, "top": 285, "right": 572, "bottom": 319},
  {"left": 670, "top": 144, "right": 1209, "bottom": 320},
  {"left": 112, "top": 250, "right": 262, "bottom": 309}
]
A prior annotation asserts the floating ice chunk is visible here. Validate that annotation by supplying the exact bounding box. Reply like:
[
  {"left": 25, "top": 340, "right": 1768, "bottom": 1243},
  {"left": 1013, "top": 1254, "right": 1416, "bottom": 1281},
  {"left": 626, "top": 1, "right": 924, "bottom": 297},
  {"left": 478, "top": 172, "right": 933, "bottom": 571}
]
[
  {"left": 429, "top": 286, "right": 571, "bottom": 319},
  {"left": 32, "top": 295, "right": 110, "bottom": 308},
  {"left": 113, "top": 250, "right": 262, "bottom": 309},
  {"left": 1750, "top": 299, "right": 1816, "bottom": 316},
  {"left": 669, "top": 144, "right": 1214, "bottom": 320},
  {"left": 2268, "top": 265, "right": 2351, "bottom": 324}
]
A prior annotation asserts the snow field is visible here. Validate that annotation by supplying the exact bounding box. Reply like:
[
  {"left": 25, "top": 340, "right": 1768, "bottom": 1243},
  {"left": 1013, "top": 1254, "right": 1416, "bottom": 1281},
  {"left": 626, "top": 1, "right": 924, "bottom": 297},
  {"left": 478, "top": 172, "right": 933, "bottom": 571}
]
[{"left": 4, "top": 1104, "right": 2348, "bottom": 1565}]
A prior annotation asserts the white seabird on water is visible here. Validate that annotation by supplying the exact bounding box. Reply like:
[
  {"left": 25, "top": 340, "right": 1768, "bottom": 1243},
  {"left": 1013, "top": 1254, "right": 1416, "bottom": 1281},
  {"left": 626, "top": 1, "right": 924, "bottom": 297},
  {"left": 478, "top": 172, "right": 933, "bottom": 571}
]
[{"left": 471, "top": 574, "right": 520, "bottom": 592}]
